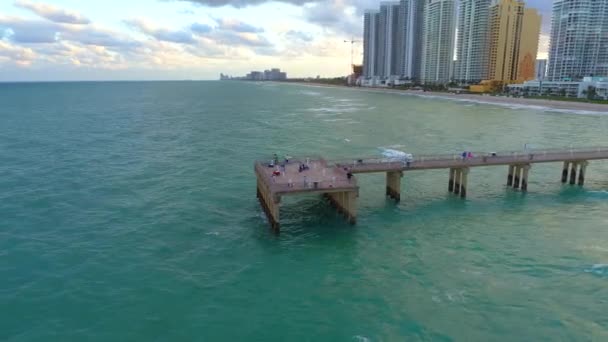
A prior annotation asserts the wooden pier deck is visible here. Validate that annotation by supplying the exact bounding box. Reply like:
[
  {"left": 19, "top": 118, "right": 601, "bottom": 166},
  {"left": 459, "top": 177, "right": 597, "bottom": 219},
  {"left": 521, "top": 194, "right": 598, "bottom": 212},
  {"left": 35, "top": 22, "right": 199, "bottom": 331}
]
[{"left": 255, "top": 147, "right": 608, "bottom": 232}]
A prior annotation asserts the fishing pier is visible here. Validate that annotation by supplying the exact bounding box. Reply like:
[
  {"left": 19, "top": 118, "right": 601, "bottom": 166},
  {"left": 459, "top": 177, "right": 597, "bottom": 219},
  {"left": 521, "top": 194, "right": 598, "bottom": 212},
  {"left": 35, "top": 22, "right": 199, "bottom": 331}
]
[{"left": 255, "top": 147, "right": 608, "bottom": 232}]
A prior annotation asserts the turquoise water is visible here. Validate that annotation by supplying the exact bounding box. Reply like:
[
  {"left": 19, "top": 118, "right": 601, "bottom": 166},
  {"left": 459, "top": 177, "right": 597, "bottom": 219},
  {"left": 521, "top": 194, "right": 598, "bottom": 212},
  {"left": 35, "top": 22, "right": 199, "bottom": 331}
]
[{"left": 1, "top": 81, "right": 608, "bottom": 341}]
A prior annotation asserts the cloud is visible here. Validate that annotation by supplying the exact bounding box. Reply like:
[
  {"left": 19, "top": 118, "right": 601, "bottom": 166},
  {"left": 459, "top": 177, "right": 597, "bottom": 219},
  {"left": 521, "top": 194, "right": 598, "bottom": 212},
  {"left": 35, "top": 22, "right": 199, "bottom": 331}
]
[
  {"left": 302, "top": 1, "right": 360, "bottom": 36},
  {"left": 0, "top": 16, "right": 140, "bottom": 48},
  {"left": 216, "top": 18, "right": 263, "bottom": 33},
  {"left": 212, "top": 30, "right": 272, "bottom": 47},
  {"left": 191, "top": 22, "right": 212, "bottom": 34},
  {"left": 124, "top": 18, "right": 196, "bottom": 44},
  {"left": 0, "top": 40, "right": 36, "bottom": 66},
  {"left": 14, "top": 0, "right": 91, "bottom": 25},
  {"left": 174, "top": 0, "right": 312, "bottom": 8},
  {"left": 284, "top": 30, "right": 313, "bottom": 42},
  {"left": 0, "top": 18, "right": 59, "bottom": 43},
  {"left": 61, "top": 26, "right": 142, "bottom": 48}
]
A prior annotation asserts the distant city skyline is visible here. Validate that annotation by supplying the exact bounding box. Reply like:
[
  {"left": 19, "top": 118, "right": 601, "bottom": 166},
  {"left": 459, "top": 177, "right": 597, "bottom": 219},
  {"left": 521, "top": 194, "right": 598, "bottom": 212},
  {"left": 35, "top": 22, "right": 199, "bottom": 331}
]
[{"left": 0, "top": 0, "right": 554, "bottom": 81}]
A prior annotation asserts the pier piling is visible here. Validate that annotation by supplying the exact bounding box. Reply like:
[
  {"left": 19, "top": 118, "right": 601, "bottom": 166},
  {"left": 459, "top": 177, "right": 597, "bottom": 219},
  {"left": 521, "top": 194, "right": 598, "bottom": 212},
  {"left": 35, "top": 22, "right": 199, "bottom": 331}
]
[
  {"left": 578, "top": 161, "right": 588, "bottom": 186},
  {"left": 561, "top": 161, "right": 569, "bottom": 183},
  {"left": 513, "top": 165, "right": 521, "bottom": 189},
  {"left": 507, "top": 165, "right": 515, "bottom": 186},
  {"left": 569, "top": 162, "right": 578, "bottom": 185},
  {"left": 521, "top": 165, "right": 531, "bottom": 191},
  {"left": 386, "top": 171, "right": 403, "bottom": 202},
  {"left": 449, "top": 168, "right": 455, "bottom": 192},
  {"left": 460, "top": 168, "right": 469, "bottom": 198},
  {"left": 454, "top": 168, "right": 461, "bottom": 195}
]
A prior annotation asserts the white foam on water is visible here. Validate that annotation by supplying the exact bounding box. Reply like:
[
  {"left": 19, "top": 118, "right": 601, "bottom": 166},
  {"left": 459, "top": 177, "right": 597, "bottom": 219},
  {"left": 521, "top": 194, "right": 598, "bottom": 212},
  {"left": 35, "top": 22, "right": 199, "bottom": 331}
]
[
  {"left": 307, "top": 107, "right": 349, "bottom": 114},
  {"left": 299, "top": 90, "right": 321, "bottom": 96},
  {"left": 323, "top": 118, "right": 349, "bottom": 122},
  {"left": 398, "top": 92, "right": 608, "bottom": 116},
  {"left": 352, "top": 335, "right": 371, "bottom": 342},
  {"left": 379, "top": 147, "right": 411, "bottom": 159},
  {"left": 584, "top": 264, "right": 608, "bottom": 276}
]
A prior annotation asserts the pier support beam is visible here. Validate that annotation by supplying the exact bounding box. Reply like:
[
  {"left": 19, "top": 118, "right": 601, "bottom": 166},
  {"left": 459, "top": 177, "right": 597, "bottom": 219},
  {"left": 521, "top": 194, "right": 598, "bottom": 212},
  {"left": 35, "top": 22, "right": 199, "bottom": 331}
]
[
  {"left": 578, "top": 161, "right": 588, "bottom": 186},
  {"left": 513, "top": 165, "right": 521, "bottom": 189},
  {"left": 507, "top": 165, "right": 515, "bottom": 186},
  {"left": 256, "top": 176, "right": 281, "bottom": 233},
  {"left": 386, "top": 171, "right": 403, "bottom": 202},
  {"left": 561, "top": 161, "right": 569, "bottom": 183},
  {"left": 521, "top": 165, "right": 531, "bottom": 192},
  {"left": 569, "top": 162, "right": 578, "bottom": 185},
  {"left": 454, "top": 168, "right": 461, "bottom": 195},
  {"left": 449, "top": 168, "right": 455, "bottom": 192},
  {"left": 460, "top": 168, "right": 469, "bottom": 198},
  {"left": 325, "top": 190, "right": 358, "bottom": 225}
]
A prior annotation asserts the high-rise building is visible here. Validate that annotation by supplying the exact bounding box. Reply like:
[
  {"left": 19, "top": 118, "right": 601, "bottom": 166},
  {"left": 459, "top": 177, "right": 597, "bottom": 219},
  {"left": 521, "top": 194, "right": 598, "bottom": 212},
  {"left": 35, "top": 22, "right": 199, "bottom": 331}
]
[
  {"left": 420, "top": 0, "right": 457, "bottom": 84},
  {"left": 487, "top": 0, "right": 541, "bottom": 83},
  {"left": 516, "top": 8, "right": 541, "bottom": 81},
  {"left": 378, "top": 2, "right": 402, "bottom": 78},
  {"left": 398, "top": 0, "right": 425, "bottom": 80},
  {"left": 535, "top": 59, "right": 547, "bottom": 80},
  {"left": 455, "top": 0, "right": 491, "bottom": 83},
  {"left": 363, "top": 10, "right": 380, "bottom": 77},
  {"left": 547, "top": 0, "right": 608, "bottom": 81}
]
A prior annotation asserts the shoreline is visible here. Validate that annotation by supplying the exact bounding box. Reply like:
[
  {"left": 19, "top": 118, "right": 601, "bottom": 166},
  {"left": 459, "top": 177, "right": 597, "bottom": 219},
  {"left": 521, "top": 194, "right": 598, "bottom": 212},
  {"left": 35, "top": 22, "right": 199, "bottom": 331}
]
[{"left": 278, "top": 81, "right": 608, "bottom": 114}]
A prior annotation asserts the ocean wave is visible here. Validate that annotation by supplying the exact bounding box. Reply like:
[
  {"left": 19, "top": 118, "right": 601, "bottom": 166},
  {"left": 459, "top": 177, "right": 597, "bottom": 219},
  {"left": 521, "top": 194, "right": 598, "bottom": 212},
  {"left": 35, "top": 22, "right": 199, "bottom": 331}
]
[{"left": 306, "top": 107, "right": 344, "bottom": 113}]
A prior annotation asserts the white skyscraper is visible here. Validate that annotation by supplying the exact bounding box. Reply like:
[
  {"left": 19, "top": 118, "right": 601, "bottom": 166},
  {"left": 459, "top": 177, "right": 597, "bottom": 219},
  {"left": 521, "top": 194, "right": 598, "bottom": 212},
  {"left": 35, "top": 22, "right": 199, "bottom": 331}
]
[
  {"left": 398, "top": 0, "right": 425, "bottom": 80},
  {"left": 455, "top": 0, "right": 491, "bottom": 83},
  {"left": 547, "top": 0, "right": 608, "bottom": 81},
  {"left": 378, "top": 2, "right": 402, "bottom": 78},
  {"left": 420, "top": 0, "right": 457, "bottom": 84},
  {"left": 535, "top": 59, "right": 547, "bottom": 80},
  {"left": 363, "top": 11, "right": 380, "bottom": 77}
]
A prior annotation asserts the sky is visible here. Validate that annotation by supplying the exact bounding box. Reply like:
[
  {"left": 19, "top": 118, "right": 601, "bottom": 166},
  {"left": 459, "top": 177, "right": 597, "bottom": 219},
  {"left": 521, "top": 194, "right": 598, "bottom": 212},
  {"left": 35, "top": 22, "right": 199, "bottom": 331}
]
[{"left": 0, "top": 0, "right": 553, "bottom": 81}]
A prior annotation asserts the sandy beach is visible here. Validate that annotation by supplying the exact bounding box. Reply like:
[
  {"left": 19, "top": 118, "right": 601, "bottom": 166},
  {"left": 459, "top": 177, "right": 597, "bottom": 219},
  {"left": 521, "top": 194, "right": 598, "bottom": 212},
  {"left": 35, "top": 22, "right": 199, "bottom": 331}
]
[{"left": 284, "top": 81, "right": 608, "bottom": 114}]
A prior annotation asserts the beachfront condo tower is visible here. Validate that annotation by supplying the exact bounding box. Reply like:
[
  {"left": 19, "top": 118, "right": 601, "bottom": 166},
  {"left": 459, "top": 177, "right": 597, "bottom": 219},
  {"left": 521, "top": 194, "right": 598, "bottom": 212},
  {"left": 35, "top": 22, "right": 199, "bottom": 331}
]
[
  {"left": 398, "top": 0, "right": 425, "bottom": 80},
  {"left": 363, "top": 10, "right": 380, "bottom": 77},
  {"left": 487, "top": 0, "right": 541, "bottom": 83},
  {"left": 420, "top": 0, "right": 457, "bottom": 84},
  {"left": 547, "top": 0, "right": 608, "bottom": 81},
  {"left": 378, "top": 2, "right": 402, "bottom": 78},
  {"left": 535, "top": 59, "right": 547, "bottom": 80},
  {"left": 455, "top": 0, "right": 491, "bottom": 83}
]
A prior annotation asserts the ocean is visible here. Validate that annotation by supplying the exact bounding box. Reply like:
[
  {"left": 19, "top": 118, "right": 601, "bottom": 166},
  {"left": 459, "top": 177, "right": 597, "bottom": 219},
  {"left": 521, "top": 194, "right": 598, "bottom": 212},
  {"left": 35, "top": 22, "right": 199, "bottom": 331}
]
[{"left": 1, "top": 81, "right": 607, "bottom": 341}]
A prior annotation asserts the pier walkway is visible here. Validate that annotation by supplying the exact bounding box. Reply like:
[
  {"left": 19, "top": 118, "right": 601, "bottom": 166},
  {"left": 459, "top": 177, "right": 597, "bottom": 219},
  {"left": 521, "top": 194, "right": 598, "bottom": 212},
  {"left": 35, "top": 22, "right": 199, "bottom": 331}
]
[{"left": 255, "top": 147, "right": 608, "bottom": 232}]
